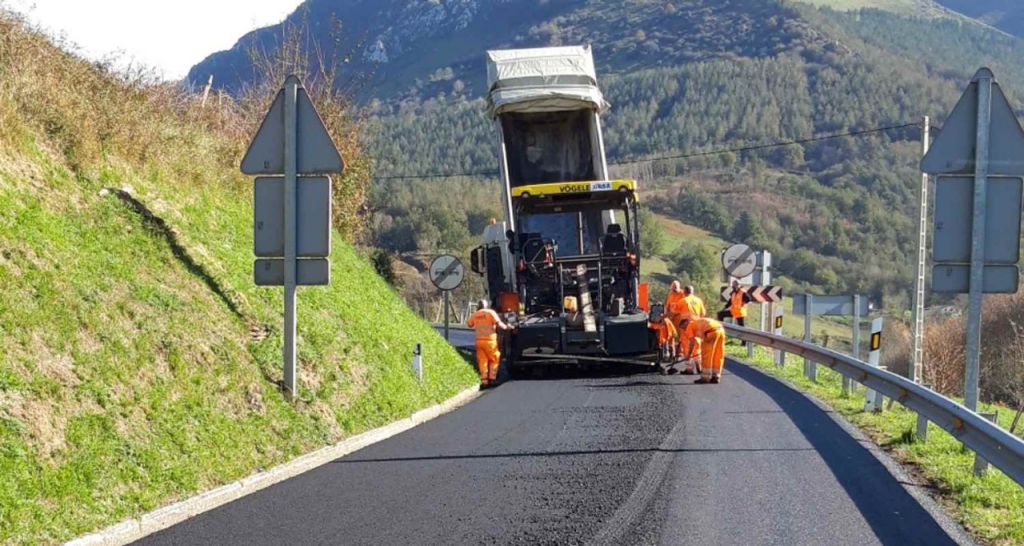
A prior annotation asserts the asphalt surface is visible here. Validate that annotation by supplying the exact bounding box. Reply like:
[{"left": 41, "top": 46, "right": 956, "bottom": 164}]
[{"left": 134, "top": 331, "right": 973, "bottom": 546}]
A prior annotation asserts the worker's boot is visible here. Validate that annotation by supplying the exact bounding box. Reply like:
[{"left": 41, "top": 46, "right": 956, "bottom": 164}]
[
  {"left": 710, "top": 375, "right": 720, "bottom": 384},
  {"left": 695, "top": 377, "right": 712, "bottom": 384}
]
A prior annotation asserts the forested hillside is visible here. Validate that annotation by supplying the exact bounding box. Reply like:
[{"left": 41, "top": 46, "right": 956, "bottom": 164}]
[
  {"left": 363, "top": 2, "right": 1024, "bottom": 310},
  {"left": 188, "top": 0, "right": 1024, "bottom": 311}
]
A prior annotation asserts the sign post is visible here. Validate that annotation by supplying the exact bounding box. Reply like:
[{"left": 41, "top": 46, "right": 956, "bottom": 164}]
[
  {"left": 773, "top": 305, "right": 785, "bottom": 367},
  {"left": 241, "top": 75, "right": 344, "bottom": 399},
  {"left": 430, "top": 254, "right": 466, "bottom": 340},
  {"left": 864, "top": 318, "right": 885, "bottom": 412},
  {"left": 921, "top": 67, "right": 1024, "bottom": 411}
]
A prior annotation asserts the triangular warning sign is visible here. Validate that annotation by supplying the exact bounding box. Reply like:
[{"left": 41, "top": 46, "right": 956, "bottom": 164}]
[
  {"left": 921, "top": 68, "right": 1024, "bottom": 176},
  {"left": 240, "top": 75, "right": 345, "bottom": 176}
]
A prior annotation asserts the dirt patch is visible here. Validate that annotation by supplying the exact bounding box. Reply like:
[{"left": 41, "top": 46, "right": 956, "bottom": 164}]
[
  {"left": 31, "top": 334, "right": 80, "bottom": 388},
  {"left": 1, "top": 393, "right": 67, "bottom": 461},
  {"left": 246, "top": 382, "right": 266, "bottom": 415}
]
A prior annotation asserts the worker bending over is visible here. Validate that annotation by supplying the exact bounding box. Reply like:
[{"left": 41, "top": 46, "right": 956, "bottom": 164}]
[
  {"left": 677, "top": 322, "right": 702, "bottom": 375},
  {"left": 467, "top": 299, "right": 513, "bottom": 388},
  {"left": 682, "top": 317, "right": 726, "bottom": 384}
]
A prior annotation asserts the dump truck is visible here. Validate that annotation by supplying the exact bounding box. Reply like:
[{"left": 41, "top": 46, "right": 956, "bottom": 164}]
[{"left": 469, "top": 45, "right": 662, "bottom": 376}]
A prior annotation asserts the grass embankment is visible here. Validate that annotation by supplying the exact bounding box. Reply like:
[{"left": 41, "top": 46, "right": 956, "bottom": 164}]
[
  {"left": 0, "top": 12, "right": 477, "bottom": 545},
  {"left": 727, "top": 344, "right": 1024, "bottom": 545}
]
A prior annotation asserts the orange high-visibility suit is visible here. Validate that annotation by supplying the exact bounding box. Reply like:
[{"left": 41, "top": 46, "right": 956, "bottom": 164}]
[
  {"left": 467, "top": 308, "right": 505, "bottom": 385},
  {"left": 682, "top": 294, "right": 706, "bottom": 322},
  {"left": 650, "top": 319, "right": 678, "bottom": 352},
  {"left": 678, "top": 325, "right": 703, "bottom": 373},
  {"left": 729, "top": 289, "right": 748, "bottom": 320},
  {"left": 685, "top": 318, "right": 726, "bottom": 383},
  {"left": 666, "top": 290, "right": 687, "bottom": 325}
]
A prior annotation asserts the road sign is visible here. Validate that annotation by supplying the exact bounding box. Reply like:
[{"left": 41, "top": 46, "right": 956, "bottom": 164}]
[
  {"left": 240, "top": 77, "right": 344, "bottom": 175},
  {"left": 931, "top": 264, "right": 1019, "bottom": 294},
  {"left": 241, "top": 74, "right": 345, "bottom": 400},
  {"left": 921, "top": 67, "right": 1024, "bottom": 412},
  {"left": 430, "top": 254, "right": 465, "bottom": 291},
  {"left": 933, "top": 175, "right": 1022, "bottom": 265},
  {"left": 720, "top": 285, "right": 783, "bottom": 303},
  {"left": 254, "top": 258, "right": 330, "bottom": 286},
  {"left": 792, "top": 294, "right": 869, "bottom": 317},
  {"left": 722, "top": 244, "right": 756, "bottom": 278},
  {"left": 254, "top": 176, "right": 332, "bottom": 258}
]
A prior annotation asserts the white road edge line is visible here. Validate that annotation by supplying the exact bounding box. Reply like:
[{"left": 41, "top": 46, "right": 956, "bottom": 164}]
[{"left": 64, "top": 385, "right": 483, "bottom": 546}]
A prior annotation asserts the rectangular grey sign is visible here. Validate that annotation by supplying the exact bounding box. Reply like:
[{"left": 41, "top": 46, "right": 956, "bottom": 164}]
[
  {"left": 254, "top": 176, "right": 332, "bottom": 258},
  {"left": 254, "top": 259, "right": 331, "bottom": 286},
  {"left": 792, "top": 294, "right": 869, "bottom": 317},
  {"left": 933, "top": 176, "right": 1022, "bottom": 264},
  {"left": 931, "top": 264, "right": 1019, "bottom": 294}
]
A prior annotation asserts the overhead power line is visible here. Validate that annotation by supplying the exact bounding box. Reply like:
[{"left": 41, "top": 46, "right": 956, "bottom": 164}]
[{"left": 372, "top": 121, "right": 920, "bottom": 181}]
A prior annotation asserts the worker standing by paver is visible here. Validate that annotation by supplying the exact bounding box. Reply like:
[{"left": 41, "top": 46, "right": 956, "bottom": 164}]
[
  {"left": 681, "top": 317, "right": 727, "bottom": 384},
  {"left": 467, "top": 299, "right": 513, "bottom": 388},
  {"left": 649, "top": 309, "right": 679, "bottom": 374}
]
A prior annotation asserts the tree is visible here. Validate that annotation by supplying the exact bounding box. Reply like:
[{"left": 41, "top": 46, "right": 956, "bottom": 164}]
[
  {"left": 669, "top": 242, "right": 717, "bottom": 285},
  {"left": 638, "top": 208, "right": 667, "bottom": 258},
  {"left": 731, "top": 211, "right": 768, "bottom": 248},
  {"left": 370, "top": 248, "right": 400, "bottom": 289}
]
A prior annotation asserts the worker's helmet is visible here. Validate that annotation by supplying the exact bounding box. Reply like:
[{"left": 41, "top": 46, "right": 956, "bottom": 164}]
[{"left": 478, "top": 299, "right": 489, "bottom": 310}]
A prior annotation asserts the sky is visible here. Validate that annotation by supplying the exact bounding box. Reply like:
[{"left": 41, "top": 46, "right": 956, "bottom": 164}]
[{"left": 5, "top": 0, "right": 305, "bottom": 81}]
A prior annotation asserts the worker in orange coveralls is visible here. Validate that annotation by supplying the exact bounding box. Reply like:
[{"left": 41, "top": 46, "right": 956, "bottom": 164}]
[
  {"left": 677, "top": 321, "right": 703, "bottom": 375},
  {"left": 681, "top": 317, "right": 726, "bottom": 384},
  {"left": 649, "top": 310, "right": 678, "bottom": 375},
  {"left": 467, "top": 299, "right": 513, "bottom": 388}
]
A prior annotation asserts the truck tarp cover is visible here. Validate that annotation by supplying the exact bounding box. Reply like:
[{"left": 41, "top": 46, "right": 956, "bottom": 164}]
[{"left": 486, "top": 45, "right": 609, "bottom": 118}]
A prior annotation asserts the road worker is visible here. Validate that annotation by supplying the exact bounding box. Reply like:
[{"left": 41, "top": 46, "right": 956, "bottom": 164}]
[
  {"left": 677, "top": 321, "right": 702, "bottom": 375},
  {"left": 648, "top": 309, "right": 679, "bottom": 375},
  {"left": 717, "top": 279, "right": 751, "bottom": 346},
  {"left": 665, "top": 281, "right": 687, "bottom": 326},
  {"left": 466, "top": 299, "right": 513, "bottom": 388},
  {"left": 682, "top": 285, "right": 706, "bottom": 321},
  {"left": 681, "top": 317, "right": 726, "bottom": 384}
]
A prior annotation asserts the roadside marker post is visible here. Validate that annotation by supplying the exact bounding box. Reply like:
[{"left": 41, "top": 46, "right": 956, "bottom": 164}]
[
  {"left": 921, "top": 67, "right": 1024, "bottom": 411},
  {"left": 864, "top": 318, "right": 885, "bottom": 412},
  {"left": 430, "top": 254, "right": 466, "bottom": 341},
  {"left": 773, "top": 305, "right": 785, "bottom": 367},
  {"left": 241, "top": 74, "right": 344, "bottom": 399}
]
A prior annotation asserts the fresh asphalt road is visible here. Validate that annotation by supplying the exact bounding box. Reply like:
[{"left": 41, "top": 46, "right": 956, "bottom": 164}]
[{"left": 134, "top": 329, "right": 973, "bottom": 546}]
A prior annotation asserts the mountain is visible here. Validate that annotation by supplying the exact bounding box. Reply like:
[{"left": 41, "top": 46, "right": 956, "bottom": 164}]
[
  {"left": 188, "top": 0, "right": 1024, "bottom": 310},
  {"left": 934, "top": 0, "right": 1024, "bottom": 37}
]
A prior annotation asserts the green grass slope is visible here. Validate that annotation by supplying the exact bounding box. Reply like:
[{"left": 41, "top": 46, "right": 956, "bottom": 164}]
[{"left": 0, "top": 13, "right": 477, "bottom": 545}]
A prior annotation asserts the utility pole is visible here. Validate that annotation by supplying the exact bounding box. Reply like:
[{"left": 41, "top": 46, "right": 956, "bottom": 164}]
[{"left": 911, "top": 116, "right": 930, "bottom": 384}]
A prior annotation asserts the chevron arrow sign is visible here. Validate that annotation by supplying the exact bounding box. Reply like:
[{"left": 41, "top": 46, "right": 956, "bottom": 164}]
[{"left": 721, "top": 285, "right": 784, "bottom": 303}]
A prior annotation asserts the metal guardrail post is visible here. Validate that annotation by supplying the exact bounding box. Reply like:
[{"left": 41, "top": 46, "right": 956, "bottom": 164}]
[
  {"left": 916, "top": 383, "right": 933, "bottom": 441},
  {"left": 721, "top": 322, "right": 1024, "bottom": 488},
  {"left": 974, "top": 412, "right": 999, "bottom": 475}
]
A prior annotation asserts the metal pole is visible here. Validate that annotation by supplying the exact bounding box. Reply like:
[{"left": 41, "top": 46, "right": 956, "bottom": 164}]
[
  {"left": 444, "top": 290, "right": 451, "bottom": 341},
  {"left": 912, "top": 116, "right": 930, "bottom": 384},
  {"left": 283, "top": 77, "right": 298, "bottom": 400},
  {"left": 965, "top": 74, "right": 993, "bottom": 412}
]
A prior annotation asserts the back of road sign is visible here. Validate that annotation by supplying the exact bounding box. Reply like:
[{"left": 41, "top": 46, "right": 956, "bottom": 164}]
[
  {"left": 921, "top": 68, "right": 1024, "bottom": 176},
  {"left": 240, "top": 77, "right": 345, "bottom": 176}
]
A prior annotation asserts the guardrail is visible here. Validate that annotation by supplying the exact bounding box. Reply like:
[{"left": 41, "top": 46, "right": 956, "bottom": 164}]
[{"left": 724, "top": 323, "right": 1024, "bottom": 488}]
